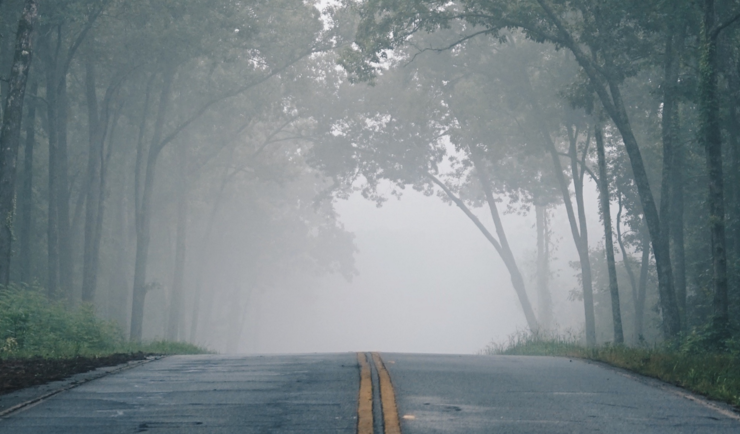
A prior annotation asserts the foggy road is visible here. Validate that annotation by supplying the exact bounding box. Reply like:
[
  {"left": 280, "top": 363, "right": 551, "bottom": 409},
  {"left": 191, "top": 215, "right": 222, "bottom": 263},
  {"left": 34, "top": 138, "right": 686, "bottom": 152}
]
[{"left": 1, "top": 353, "right": 739, "bottom": 433}]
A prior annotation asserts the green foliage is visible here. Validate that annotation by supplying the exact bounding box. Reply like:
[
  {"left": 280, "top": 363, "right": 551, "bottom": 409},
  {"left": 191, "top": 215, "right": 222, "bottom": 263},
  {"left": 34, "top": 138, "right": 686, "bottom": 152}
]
[
  {"left": 486, "top": 331, "right": 740, "bottom": 408},
  {"left": 117, "top": 340, "right": 211, "bottom": 355},
  {"left": 480, "top": 329, "right": 583, "bottom": 356},
  {"left": 0, "top": 284, "right": 123, "bottom": 358},
  {"left": 0, "top": 284, "right": 208, "bottom": 358}
]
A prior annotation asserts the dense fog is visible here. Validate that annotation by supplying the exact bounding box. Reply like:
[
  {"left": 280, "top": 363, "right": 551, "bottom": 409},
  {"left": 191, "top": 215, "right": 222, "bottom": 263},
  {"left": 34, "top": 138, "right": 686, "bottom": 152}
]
[{"left": 1, "top": 0, "right": 740, "bottom": 355}]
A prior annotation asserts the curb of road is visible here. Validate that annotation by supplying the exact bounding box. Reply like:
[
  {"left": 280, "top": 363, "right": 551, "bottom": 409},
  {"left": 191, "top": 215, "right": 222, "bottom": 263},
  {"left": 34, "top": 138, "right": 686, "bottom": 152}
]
[
  {"left": 0, "top": 355, "right": 165, "bottom": 419},
  {"left": 576, "top": 357, "right": 740, "bottom": 421}
]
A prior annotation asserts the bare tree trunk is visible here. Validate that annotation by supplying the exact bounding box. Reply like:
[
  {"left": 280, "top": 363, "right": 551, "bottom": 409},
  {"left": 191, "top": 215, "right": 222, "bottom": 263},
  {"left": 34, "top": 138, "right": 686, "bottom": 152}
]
[
  {"left": 617, "top": 192, "right": 640, "bottom": 343},
  {"left": 700, "top": 0, "right": 729, "bottom": 338},
  {"left": 56, "top": 74, "right": 72, "bottom": 300},
  {"left": 637, "top": 225, "right": 651, "bottom": 341},
  {"left": 39, "top": 10, "right": 100, "bottom": 299},
  {"left": 727, "top": 50, "right": 740, "bottom": 324},
  {"left": 660, "top": 18, "right": 686, "bottom": 329},
  {"left": 468, "top": 147, "right": 539, "bottom": 332},
  {"left": 671, "top": 123, "right": 687, "bottom": 331},
  {"left": 0, "top": 0, "right": 36, "bottom": 285},
  {"left": 595, "top": 123, "right": 623, "bottom": 344},
  {"left": 535, "top": 203, "right": 553, "bottom": 328},
  {"left": 522, "top": 71, "right": 595, "bottom": 344},
  {"left": 608, "top": 82, "right": 680, "bottom": 339},
  {"left": 81, "top": 58, "right": 119, "bottom": 303},
  {"left": 566, "top": 125, "right": 597, "bottom": 346},
  {"left": 130, "top": 66, "right": 175, "bottom": 341},
  {"left": 167, "top": 144, "right": 189, "bottom": 341},
  {"left": 91, "top": 102, "right": 121, "bottom": 307},
  {"left": 19, "top": 80, "right": 37, "bottom": 284},
  {"left": 82, "top": 59, "right": 101, "bottom": 302},
  {"left": 42, "top": 36, "right": 60, "bottom": 298},
  {"left": 189, "top": 166, "right": 231, "bottom": 343}
]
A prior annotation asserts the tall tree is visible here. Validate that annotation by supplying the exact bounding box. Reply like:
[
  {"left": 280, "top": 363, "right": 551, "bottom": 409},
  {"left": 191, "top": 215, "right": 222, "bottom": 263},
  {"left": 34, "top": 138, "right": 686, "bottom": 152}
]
[
  {"left": 595, "top": 122, "right": 624, "bottom": 343},
  {"left": 343, "top": 0, "right": 684, "bottom": 339},
  {"left": 698, "top": 0, "right": 740, "bottom": 339},
  {"left": 82, "top": 53, "right": 123, "bottom": 303},
  {"left": 18, "top": 79, "right": 37, "bottom": 284},
  {"left": 128, "top": 0, "right": 327, "bottom": 340},
  {"left": 37, "top": 2, "right": 103, "bottom": 298},
  {"left": 166, "top": 143, "right": 189, "bottom": 341},
  {"left": 0, "top": 0, "right": 37, "bottom": 286}
]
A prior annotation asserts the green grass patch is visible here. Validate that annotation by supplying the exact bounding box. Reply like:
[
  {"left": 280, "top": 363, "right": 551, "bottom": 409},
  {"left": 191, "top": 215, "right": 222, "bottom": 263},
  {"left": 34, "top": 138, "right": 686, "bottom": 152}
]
[
  {"left": 0, "top": 284, "right": 209, "bottom": 359},
  {"left": 118, "top": 340, "right": 209, "bottom": 355},
  {"left": 483, "top": 330, "right": 740, "bottom": 408}
]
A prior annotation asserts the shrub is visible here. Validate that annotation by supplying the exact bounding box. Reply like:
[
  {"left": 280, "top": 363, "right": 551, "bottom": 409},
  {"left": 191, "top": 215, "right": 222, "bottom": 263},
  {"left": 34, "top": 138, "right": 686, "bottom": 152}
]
[{"left": 0, "top": 284, "right": 123, "bottom": 358}]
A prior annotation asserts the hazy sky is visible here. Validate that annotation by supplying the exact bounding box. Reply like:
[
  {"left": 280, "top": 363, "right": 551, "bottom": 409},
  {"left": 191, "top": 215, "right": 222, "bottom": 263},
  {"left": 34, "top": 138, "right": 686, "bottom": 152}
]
[{"left": 242, "top": 181, "right": 603, "bottom": 355}]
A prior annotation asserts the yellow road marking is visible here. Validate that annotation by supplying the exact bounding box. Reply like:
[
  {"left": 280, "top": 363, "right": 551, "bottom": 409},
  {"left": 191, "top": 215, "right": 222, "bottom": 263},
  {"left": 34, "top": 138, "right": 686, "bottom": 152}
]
[
  {"left": 372, "top": 352, "right": 402, "bottom": 434},
  {"left": 357, "top": 353, "right": 373, "bottom": 434}
]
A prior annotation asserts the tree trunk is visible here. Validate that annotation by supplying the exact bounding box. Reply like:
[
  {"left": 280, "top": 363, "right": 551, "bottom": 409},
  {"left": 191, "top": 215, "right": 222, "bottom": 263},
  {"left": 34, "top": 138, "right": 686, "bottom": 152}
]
[
  {"left": 42, "top": 37, "right": 60, "bottom": 298},
  {"left": 56, "top": 74, "right": 72, "bottom": 300},
  {"left": 522, "top": 72, "right": 595, "bottom": 344},
  {"left": 130, "top": 66, "right": 175, "bottom": 341},
  {"left": 700, "top": 0, "right": 729, "bottom": 338},
  {"left": 617, "top": 192, "right": 640, "bottom": 343},
  {"left": 82, "top": 58, "right": 101, "bottom": 302},
  {"left": 671, "top": 119, "right": 687, "bottom": 331},
  {"left": 0, "top": 0, "right": 36, "bottom": 285},
  {"left": 636, "top": 225, "right": 651, "bottom": 341},
  {"left": 727, "top": 49, "right": 740, "bottom": 323},
  {"left": 189, "top": 166, "right": 232, "bottom": 343},
  {"left": 595, "top": 123, "right": 624, "bottom": 344},
  {"left": 608, "top": 83, "right": 681, "bottom": 340},
  {"left": 536, "top": 0, "right": 681, "bottom": 339},
  {"left": 81, "top": 58, "right": 118, "bottom": 303},
  {"left": 661, "top": 18, "right": 687, "bottom": 328},
  {"left": 567, "top": 126, "right": 597, "bottom": 346},
  {"left": 19, "top": 80, "right": 37, "bottom": 284},
  {"left": 167, "top": 144, "right": 189, "bottom": 341},
  {"left": 535, "top": 203, "right": 553, "bottom": 328},
  {"left": 91, "top": 102, "right": 121, "bottom": 308},
  {"left": 469, "top": 147, "right": 539, "bottom": 332}
]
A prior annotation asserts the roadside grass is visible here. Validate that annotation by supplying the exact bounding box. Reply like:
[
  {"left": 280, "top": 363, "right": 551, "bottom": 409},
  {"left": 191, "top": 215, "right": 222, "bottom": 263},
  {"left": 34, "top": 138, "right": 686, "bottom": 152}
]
[
  {"left": 482, "top": 330, "right": 740, "bottom": 408},
  {"left": 0, "top": 284, "right": 209, "bottom": 359}
]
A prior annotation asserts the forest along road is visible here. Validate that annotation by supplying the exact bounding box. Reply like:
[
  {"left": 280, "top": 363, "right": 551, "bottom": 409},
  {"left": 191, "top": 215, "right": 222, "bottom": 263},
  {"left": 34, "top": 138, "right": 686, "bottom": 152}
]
[{"left": 0, "top": 353, "right": 739, "bottom": 433}]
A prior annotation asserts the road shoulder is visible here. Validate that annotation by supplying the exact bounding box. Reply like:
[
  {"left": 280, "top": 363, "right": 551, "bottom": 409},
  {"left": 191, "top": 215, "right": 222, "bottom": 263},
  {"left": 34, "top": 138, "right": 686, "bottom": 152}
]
[
  {"left": 575, "top": 356, "right": 740, "bottom": 420},
  {"left": 0, "top": 356, "right": 161, "bottom": 418}
]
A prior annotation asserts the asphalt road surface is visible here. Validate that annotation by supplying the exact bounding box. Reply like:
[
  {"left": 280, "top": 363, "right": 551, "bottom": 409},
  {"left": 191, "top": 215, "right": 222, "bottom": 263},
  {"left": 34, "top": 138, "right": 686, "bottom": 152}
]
[{"left": 1, "top": 352, "right": 738, "bottom": 433}]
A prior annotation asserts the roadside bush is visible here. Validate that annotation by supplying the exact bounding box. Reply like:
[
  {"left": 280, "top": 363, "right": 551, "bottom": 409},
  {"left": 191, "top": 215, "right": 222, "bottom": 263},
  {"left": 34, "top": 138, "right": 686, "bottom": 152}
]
[{"left": 0, "top": 284, "right": 123, "bottom": 358}]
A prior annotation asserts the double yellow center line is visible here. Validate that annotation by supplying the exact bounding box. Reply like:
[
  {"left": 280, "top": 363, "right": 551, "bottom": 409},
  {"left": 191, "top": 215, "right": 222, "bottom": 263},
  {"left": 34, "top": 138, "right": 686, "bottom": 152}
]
[{"left": 357, "top": 352, "right": 402, "bottom": 434}]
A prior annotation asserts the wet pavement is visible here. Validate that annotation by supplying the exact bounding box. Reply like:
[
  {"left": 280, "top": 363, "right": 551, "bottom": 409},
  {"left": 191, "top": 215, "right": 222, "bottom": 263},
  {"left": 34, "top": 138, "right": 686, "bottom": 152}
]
[{"left": 1, "top": 352, "right": 739, "bottom": 433}]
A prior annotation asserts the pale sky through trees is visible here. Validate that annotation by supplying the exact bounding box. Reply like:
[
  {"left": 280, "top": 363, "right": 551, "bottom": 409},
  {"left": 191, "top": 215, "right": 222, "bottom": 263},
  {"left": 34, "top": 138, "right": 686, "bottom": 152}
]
[{"left": 246, "top": 181, "right": 601, "bottom": 354}]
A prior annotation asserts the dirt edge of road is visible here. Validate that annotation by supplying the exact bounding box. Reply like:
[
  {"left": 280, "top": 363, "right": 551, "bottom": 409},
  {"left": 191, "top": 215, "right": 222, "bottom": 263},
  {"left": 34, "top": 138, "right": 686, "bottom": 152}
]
[
  {"left": 0, "top": 354, "right": 163, "bottom": 418},
  {"left": 0, "top": 353, "right": 152, "bottom": 396},
  {"left": 576, "top": 357, "right": 740, "bottom": 421}
]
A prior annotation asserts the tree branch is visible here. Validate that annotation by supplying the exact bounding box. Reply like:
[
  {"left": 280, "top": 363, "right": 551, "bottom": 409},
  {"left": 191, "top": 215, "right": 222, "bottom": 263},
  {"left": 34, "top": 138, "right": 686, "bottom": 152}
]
[
  {"left": 712, "top": 11, "right": 740, "bottom": 38},
  {"left": 558, "top": 152, "right": 598, "bottom": 184},
  {"left": 425, "top": 172, "right": 504, "bottom": 256},
  {"left": 154, "top": 48, "right": 315, "bottom": 155},
  {"left": 405, "top": 29, "right": 492, "bottom": 66}
]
